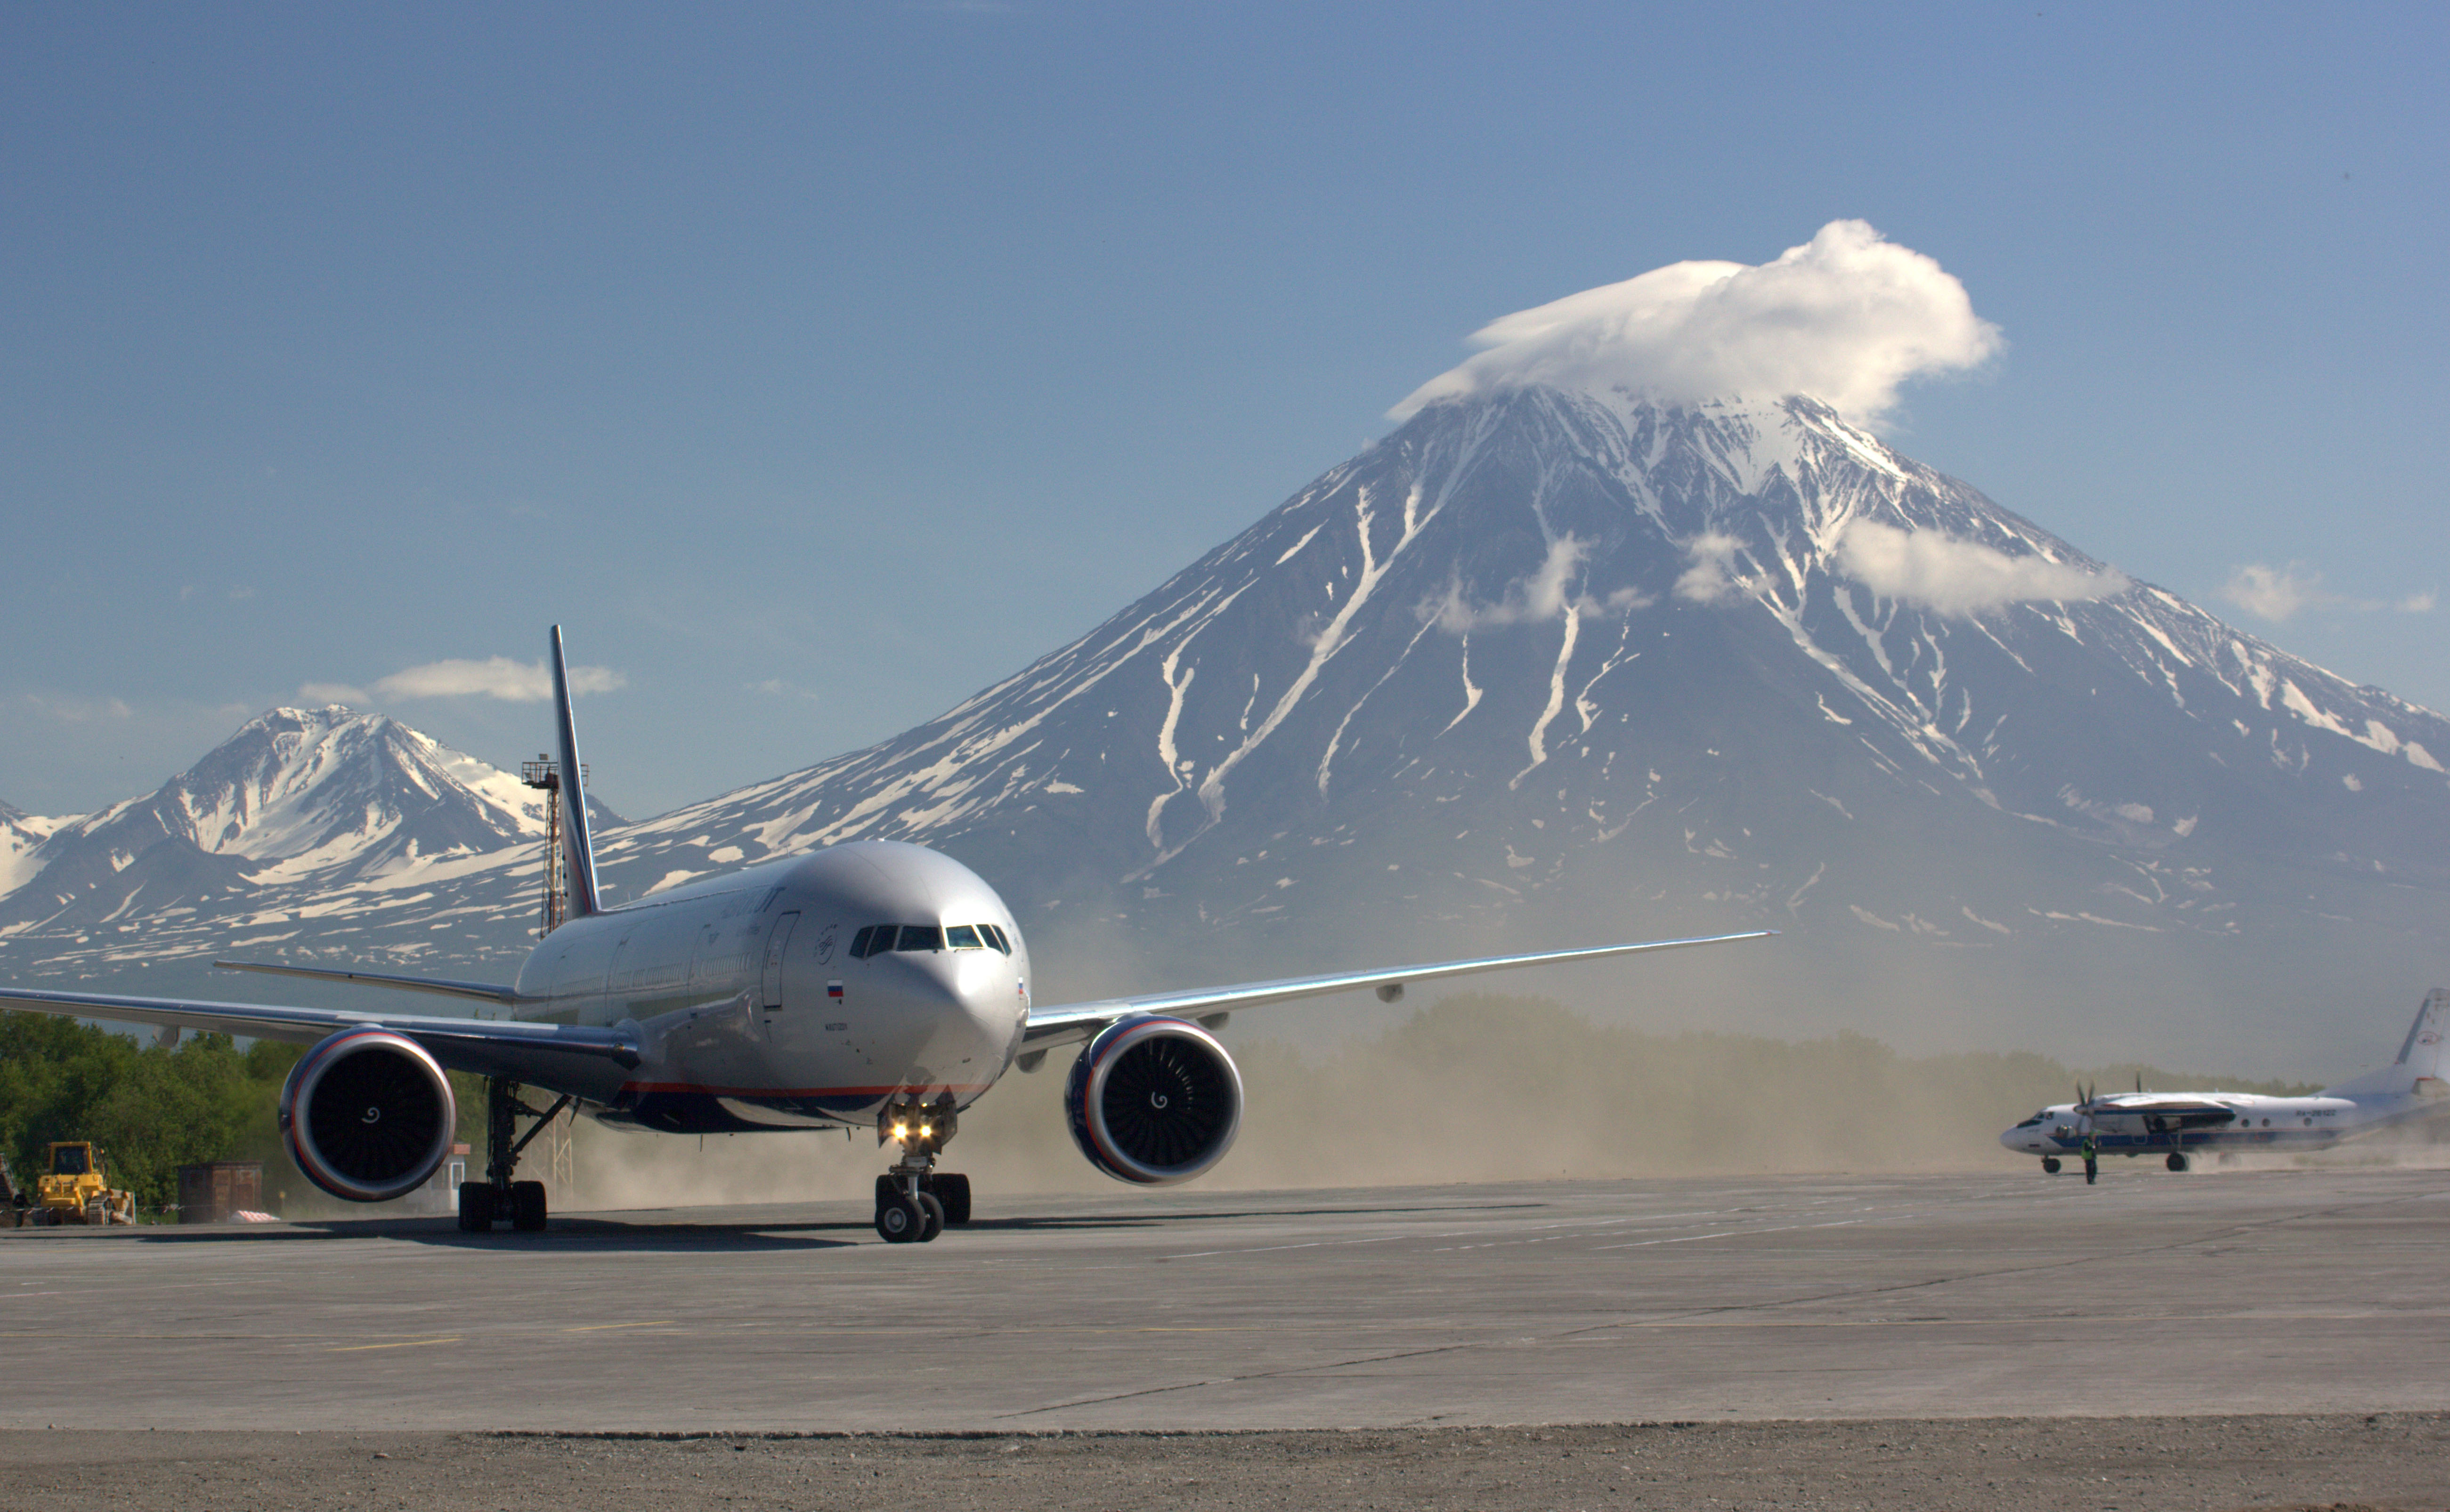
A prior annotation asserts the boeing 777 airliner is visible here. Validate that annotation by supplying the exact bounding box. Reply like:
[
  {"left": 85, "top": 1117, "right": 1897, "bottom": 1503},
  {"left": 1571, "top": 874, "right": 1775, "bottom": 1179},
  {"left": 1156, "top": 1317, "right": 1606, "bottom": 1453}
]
[{"left": 0, "top": 628, "right": 1767, "bottom": 1241}]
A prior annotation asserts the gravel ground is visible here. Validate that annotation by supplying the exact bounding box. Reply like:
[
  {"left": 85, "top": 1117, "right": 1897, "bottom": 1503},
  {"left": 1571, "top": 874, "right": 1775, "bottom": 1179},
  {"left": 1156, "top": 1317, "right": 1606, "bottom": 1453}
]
[{"left": 6, "top": 1415, "right": 2443, "bottom": 1511}]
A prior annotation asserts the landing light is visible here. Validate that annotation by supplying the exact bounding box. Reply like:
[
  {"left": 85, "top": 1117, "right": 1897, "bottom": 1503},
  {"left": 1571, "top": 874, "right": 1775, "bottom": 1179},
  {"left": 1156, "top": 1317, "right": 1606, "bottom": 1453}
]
[{"left": 892, "top": 1122, "right": 909, "bottom": 1138}]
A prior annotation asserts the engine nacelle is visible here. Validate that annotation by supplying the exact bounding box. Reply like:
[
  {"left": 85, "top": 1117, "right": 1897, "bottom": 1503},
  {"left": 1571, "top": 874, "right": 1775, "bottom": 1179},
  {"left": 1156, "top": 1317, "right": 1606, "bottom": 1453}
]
[
  {"left": 279, "top": 1028, "right": 457, "bottom": 1204},
  {"left": 1065, "top": 1016, "right": 1242, "bottom": 1185}
]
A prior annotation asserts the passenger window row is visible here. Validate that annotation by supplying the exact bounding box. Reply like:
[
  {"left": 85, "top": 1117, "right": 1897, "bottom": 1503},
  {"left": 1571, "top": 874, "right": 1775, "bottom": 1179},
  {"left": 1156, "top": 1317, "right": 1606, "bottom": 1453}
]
[{"left": 849, "top": 922, "right": 1013, "bottom": 959}]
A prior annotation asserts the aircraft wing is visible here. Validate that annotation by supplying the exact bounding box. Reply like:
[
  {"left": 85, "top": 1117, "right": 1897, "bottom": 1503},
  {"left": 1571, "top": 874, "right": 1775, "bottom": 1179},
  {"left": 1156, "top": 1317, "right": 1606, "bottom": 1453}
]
[
  {"left": 2092, "top": 1097, "right": 2240, "bottom": 1117},
  {"left": 0, "top": 984, "right": 641, "bottom": 1085},
  {"left": 214, "top": 959, "right": 526, "bottom": 1006},
  {"left": 1018, "top": 929, "right": 1772, "bottom": 1055}
]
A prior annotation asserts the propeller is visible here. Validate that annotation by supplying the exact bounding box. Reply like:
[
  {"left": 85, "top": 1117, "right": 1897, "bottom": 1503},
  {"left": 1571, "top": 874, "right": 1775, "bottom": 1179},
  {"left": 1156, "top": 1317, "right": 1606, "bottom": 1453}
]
[{"left": 2074, "top": 1081, "right": 2100, "bottom": 1137}]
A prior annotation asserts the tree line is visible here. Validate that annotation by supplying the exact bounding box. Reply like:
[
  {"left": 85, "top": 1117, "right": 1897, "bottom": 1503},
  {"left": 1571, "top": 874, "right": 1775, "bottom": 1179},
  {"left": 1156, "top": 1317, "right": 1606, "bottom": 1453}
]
[
  {"left": 0, "top": 1013, "right": 301, "bottom": 1215},
  {"left": 0, "top": 1013, "right": 491, "bottom": 1219}
]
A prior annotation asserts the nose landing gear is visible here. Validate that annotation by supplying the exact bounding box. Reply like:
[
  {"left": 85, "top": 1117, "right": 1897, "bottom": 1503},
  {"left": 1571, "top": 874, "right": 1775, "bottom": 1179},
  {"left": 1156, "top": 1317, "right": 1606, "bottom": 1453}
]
[
  {"left": 875, "top": 1094, "right": 972, "bottom": 1244},
  {"left": 2040, "top": 1156, "right": 2062, "bottom": 1174}
]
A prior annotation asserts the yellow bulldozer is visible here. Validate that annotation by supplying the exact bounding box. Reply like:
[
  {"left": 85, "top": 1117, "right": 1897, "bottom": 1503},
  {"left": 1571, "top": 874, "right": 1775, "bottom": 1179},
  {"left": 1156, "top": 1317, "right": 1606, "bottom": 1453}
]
[{"left": 8, "top": 1142, "right": 136, "bottom": 1227}]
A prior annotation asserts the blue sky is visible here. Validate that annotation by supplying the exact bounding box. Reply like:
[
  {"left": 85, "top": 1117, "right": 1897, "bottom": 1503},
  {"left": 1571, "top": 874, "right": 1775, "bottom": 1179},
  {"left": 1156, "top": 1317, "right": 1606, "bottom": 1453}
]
[{"left": 4, "top": 3, "right": 2444, "bottom": 819}]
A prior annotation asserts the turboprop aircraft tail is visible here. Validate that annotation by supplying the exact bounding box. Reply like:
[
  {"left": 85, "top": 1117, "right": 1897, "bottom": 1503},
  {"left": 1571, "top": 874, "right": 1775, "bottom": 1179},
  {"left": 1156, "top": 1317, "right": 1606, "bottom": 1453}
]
[
  {"left": 550, "top": 624, "right": 604, "bottom": 921},
  {"left": 2393, "top": 988, "right": 2449, "bottom": 1092},
  {"left": 2322, "top": 988, "right": 2449, "bottom": 1099}
]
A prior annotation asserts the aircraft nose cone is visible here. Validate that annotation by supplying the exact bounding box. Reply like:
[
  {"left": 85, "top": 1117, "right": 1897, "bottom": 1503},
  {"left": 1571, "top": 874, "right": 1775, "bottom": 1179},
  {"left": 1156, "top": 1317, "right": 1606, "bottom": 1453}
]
[{"left": 884, "top": 951, "right": 1014, "bottom": 1067}]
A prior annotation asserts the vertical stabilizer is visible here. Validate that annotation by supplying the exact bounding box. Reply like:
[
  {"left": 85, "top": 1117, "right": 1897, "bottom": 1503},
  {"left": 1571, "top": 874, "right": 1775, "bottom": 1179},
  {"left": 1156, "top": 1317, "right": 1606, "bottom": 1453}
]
[
  {"left": 2393, "top": 988, "right": 2448, "bottom": 1085},
  {"left": 550, "top": 625, "right": 603, "bottom": 920}
]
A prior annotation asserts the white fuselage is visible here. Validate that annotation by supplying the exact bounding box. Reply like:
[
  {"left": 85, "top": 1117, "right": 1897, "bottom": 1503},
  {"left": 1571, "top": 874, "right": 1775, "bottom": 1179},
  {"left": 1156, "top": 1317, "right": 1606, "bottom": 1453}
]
[
  {"left": 500, "top": 841, "right": 1030, "bottom": 1134},
  {"left": 1999, "top": 1089, "right": 2441, "bottom": 1163}
]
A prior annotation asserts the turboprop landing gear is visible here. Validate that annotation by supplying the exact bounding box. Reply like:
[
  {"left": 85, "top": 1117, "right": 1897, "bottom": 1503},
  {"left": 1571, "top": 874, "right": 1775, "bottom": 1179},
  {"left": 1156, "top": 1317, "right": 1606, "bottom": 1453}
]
[
  {"left": 875, "top": 1094, "right": 969, "bottom": 1244},
  {"left": 2040, "top": 1156, "right": 2062, "bottom": 1174},
  {"left": 2166, "top": 1152, "right": 2190, "bottom": 1172},
  {"left": 458, "top": 1078, "right": 571, "bottom": 1235}
]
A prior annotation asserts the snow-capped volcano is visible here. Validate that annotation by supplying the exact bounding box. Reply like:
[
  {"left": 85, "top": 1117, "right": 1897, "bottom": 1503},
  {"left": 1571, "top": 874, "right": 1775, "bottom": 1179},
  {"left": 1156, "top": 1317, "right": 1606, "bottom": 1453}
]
[
  {"left": 546, "top": 385, "right": 2448, "bottom": 1059},
  {"left": 4, "top": 306, "right": 2445, "bottom": 1064},
  {"left": 0, "top": 708, "right": 617, "bottom": 939},
  {"left": 614, "top": 388, "right": 2447, "bottom": 881}
]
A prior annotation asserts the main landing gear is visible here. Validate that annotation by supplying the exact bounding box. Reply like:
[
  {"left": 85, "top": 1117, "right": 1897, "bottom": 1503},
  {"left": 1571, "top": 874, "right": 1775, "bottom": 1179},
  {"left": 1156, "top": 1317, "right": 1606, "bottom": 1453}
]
[
  {"left": 874, "top": 1094, "right": 973, "bottom": 1245},
  {"left": 458, "top": 1078, "right": 571, "bottom": 1235},
  {"left": 2166, "top": 1151, "right": 2189, "bottom": 1172}
]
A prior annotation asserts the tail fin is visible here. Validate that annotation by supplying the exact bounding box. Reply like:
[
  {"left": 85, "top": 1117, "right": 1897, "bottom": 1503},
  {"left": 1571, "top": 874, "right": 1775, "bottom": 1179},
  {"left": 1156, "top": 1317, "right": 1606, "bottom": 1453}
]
[
  {"left": 550, "top": 625, "right": 604, "bottom": 920},
  {"left": 2326, "top": 988, "right": 2449, "bottom": 1098},
  {"left": 2393, "top": 988, "right": 2448, "bottom": 1087}
]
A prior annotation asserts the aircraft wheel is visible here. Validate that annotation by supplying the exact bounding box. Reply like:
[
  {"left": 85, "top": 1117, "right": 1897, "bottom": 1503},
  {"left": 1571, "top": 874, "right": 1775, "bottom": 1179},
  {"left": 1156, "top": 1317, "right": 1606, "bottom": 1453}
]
[
  {"left": 2165, "top": 1152, "right": 2189, "bottom": 1173},
  {"left": 457, "top": 1182, "right": 496, "bottom": 1232},
  {"left": 927, "top": 1172, "right": 972, "bottom": 1226},
  {"left": 915, "top": 1192, "right": 945, "bottom": 1243},
  {"left": 876, "top": 1192, "right": 924, "bottom": 1244},
  {"left": 510, "top": 1180, "right": 549, "bottom": 1231},
  {"left": 2040, "top": 1157, "right": 2061, "bottom": 1174}
]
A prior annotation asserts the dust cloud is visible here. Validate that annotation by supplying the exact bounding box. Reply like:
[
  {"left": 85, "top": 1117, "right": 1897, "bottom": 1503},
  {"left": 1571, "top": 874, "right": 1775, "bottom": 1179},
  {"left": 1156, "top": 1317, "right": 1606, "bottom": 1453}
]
[{"left": 531, "top": 992, "right": 2383, "bottom": 1214}]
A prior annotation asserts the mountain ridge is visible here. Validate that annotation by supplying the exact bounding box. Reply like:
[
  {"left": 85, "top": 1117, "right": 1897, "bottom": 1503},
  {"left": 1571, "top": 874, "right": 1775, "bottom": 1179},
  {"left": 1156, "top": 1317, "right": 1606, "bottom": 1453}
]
[{"left": 3, "top": 389, "right": 2443, "bottom": 1069}]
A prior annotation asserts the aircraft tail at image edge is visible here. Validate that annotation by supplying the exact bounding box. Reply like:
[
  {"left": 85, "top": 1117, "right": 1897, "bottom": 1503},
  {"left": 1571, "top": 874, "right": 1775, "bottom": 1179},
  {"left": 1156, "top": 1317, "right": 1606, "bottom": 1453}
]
[
  {"left": 2394, "top": 987, "right": 2449, "bottom": 1083},
  {"left": 551, "top": 624, "right": 604, "bottom": 920}
]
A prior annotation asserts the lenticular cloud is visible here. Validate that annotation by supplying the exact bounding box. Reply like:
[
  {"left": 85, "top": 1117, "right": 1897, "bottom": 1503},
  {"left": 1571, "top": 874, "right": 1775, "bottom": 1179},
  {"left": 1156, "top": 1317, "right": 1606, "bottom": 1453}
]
[{"left": 1389, "top": 220, "right": 2001, "bottom": 426}]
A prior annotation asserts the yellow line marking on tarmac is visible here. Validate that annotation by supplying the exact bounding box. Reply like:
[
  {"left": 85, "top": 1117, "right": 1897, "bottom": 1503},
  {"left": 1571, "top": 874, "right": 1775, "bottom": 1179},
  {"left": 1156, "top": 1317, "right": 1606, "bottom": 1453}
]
[
  {"left": 330, "top": 1336, "right": 462, "bottom": 1352},
  {"left": 560, "top": 1320, "right": 675, "bottom": 1332}
]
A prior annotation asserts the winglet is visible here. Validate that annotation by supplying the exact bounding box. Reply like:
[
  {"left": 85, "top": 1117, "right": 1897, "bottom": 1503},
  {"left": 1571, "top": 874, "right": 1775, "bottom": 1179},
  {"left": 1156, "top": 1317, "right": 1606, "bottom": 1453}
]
[{"left": 550, "top": 625, "right": 604, "bottom": 920}]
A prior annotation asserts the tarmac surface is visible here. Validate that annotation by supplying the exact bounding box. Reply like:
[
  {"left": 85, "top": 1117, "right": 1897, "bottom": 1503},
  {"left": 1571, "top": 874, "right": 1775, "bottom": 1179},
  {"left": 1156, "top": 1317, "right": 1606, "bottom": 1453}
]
[
  {"left": 3, "top": 1164, "right": 2446, "bottom": 1433},
  {"left": 9, "top": 1417, "right": 2450, "bottom": 1512}
]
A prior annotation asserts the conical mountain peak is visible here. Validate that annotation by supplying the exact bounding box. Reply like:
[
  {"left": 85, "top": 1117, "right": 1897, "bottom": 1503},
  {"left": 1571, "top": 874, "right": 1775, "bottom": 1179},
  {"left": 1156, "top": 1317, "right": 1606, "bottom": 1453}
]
[{"left": 3, "top": 376, "right": 2444, "bottom": 1063}]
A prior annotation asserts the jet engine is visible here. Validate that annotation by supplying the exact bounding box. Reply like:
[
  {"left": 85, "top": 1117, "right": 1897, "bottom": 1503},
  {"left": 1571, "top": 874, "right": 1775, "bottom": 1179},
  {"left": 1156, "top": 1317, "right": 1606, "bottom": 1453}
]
[
  {"left": 1065, "top": 1016, "right": 1242, "bottom": 1185},
  {"left": 279, "top": 1028, "right": 457, "bottom": 1204}
]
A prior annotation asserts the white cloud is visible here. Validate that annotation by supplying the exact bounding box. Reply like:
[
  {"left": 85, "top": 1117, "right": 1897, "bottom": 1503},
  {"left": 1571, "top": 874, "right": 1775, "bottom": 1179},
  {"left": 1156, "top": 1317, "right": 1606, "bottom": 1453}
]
[
  {"left": 2218, "top": 564, "right": 2434, "bottom": 623},
  {"left": 1425, "top": 536, "right": 1648, "bottom": 632},
  {"left": 1834, "top": 521, "right": 2127, "bottom": 616},
  {"left": 300, "top": 656, "right": 626, "bottom": 707},
  {"left": 2220, "top": 563, "right": 2324, "bottom": 622},
  {"left": 23, "top": 692, "right": 133, "bottom": 723},
  {"left": 1675, "top": 533, "right": 1747, "bottom": 604},
  {"left": 1390, "top": 220, "right": 2001, "bottom": 426},
  {"left": 748, "top": 678, "right": 824, "bottom": 703}
]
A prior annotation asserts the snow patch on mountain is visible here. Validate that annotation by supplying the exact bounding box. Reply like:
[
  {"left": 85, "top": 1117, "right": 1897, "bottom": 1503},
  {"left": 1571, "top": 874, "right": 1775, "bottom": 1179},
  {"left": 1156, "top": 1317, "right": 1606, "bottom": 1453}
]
[{"left": 0, "top": 802, "right": 74, "bottom": 898}]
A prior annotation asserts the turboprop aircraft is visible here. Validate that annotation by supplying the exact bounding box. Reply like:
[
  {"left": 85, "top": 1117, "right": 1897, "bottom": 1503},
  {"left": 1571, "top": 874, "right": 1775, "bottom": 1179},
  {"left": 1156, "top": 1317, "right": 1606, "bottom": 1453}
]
[
  {"left": 0, "top": 627, "right": 1769, "bottom": 1242},
  {"left": 2000, "top": 988, "right": 2450, "bottom": 1175}
]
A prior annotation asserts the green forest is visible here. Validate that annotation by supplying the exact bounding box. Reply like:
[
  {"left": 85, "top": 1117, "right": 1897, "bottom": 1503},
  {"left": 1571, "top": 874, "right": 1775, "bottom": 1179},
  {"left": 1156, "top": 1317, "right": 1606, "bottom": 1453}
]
[
  {"left": 0, "top": 1013, "right": 301, "bottom": 1214},
  {"left": 0, "top": 1014, "right": 487, "bottom": 1218}
]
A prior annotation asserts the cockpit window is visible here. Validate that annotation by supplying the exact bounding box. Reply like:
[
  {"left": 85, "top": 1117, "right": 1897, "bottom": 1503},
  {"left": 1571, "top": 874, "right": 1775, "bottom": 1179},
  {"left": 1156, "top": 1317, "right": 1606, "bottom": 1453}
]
[
  {"left": 53, "top": 1146, "right": 88, "bottom": 1175},
  {"left": 2014, "top": 1112, "right": 2046, "bottom": 1128},
  {"left": 852, "top": 922, "right": 1008, "bottom": 956}
]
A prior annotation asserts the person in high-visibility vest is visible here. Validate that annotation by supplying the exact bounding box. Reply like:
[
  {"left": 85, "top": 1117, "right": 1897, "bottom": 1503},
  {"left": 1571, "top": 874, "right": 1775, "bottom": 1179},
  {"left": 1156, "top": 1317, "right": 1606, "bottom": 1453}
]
[{"left": 2080, "top": 1129, "right": 2100, "bottom": 1185}]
